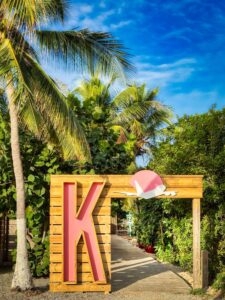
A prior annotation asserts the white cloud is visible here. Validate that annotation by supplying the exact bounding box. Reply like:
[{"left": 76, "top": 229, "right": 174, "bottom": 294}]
[
  {"left": 63, "top": 3, "right": 132, "bottom": 32},
  {"left": 133, "top": 57, "right": 196, "bottom": 88},
  {"left": 128, "top": 56, "right": 224, "bottom": 116},
  {"left": 79, "top": 10, "right": 115, "bottom": 31},
  {"left": 162, "top": 90, "right": 222, "bottom": 116},
  {"left": 79, "top": 4, "right": 93, "bottom": 13},
  {"left": 79, "top": 11, "right": 132, "bottom": 32},
  {"left": 68, "top": 3, "right": 93, "bottom": 20},
  {"left": 161, "top": 27, "right": 193, "bottom": 43},
  {"left": 110, "top": 20, "right": 132, "bottom": 30},
  {"left": 60, "top": 4, "right": 94, "bottom": 28}
]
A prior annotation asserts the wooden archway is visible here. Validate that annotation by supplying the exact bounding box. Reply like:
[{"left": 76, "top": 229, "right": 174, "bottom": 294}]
[{"left": 50, "top": 174, "right": 203, "bottom": 293}]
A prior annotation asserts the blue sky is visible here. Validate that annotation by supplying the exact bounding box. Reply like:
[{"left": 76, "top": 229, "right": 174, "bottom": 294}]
[{"left": 44, "top": 0, "right": 225, "bottom": 117}]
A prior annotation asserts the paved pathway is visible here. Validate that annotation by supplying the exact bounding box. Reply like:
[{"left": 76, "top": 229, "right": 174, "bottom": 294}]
[{"left": 111, "top": 234, "right": 193, "bottom": 296}]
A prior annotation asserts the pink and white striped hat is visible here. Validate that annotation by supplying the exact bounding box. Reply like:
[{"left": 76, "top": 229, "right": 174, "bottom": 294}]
[
  {"left": 115, "top": 170, "right": 176, "bottom": 199},
  {"left": 130, "top": 170, "right": 176, "bottom": 199}
]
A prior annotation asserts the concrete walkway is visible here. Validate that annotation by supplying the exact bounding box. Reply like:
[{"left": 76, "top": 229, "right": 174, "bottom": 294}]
[{"left": 111, "top": 234, "right": 195, "bottom": 297}]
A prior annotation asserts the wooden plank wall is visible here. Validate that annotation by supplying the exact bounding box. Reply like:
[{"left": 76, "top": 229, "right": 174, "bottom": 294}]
[
  {"left": 50, "top": 176, "right": 111, "bottom": 293},
  {"left": 50, "top": 174, "right": 203, "bottom": 293}
]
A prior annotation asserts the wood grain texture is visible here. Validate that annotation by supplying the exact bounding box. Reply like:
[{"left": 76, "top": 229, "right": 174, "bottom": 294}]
[
  {"left": 50, "top": 176, "right": 111, "bottom": 293},
  {"left": 192, "top": 198, "right": 202, "bottom": 289}
]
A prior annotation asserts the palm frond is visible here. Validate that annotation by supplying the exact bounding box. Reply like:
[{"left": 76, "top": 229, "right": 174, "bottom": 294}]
[
  {"left": 0, "top": 38, "right": 34, "bottom": 111},
  {"left": 39, "top": 0, "right": 68, "bottom": 22},
  {"left": 108, "top": 84, "right": 174, "bottom": 158},
  {"left": 8, "top": 25, "right": 39, "bottom": 62},
  {"left": 111, "top": 86, "right": 138, "bottom": 108},
  {"left": 130, "top": 119, "right": 144, "bottom": 138},
  {"left": 75, "top": 75, "right": 112, "bottom": 107},
  {"left": 19, "top": 53, "right": 91, "bottom": 162},
  {"left": 35, "top": 29, "right": 134, "bottom": 78},
  {"left": 110, "top": 102, "right": 149, "bottom": 127},
  {"left": 0, "top": 90, "right": 8, "bottom": 116},
  {"left": 1, "top": 0, "right": 67, "bottom": 30},
  {"left": 1, "top": 0, "right": 38, "bottom": 30},
  {"left": 19, "top": 96, "right": 42, "bottom": 135}
]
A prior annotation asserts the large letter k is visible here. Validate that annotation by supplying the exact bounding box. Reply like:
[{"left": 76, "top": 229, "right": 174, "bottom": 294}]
[{"left": 63, "top": 181, "right": 106, "bottom": 283}]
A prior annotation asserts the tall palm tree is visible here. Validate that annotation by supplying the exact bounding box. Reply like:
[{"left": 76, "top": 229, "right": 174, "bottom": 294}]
[{"left": 0, "top": 0, "right": 133, "bottom": 290}]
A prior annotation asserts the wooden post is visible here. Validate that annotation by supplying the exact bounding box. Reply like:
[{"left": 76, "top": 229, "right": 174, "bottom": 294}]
[
  {"left": 192, "top": 198, "right": 202, "bottom": 289},
  {"left": 201, "top": 250, "right": 208, "bottom": 289}
]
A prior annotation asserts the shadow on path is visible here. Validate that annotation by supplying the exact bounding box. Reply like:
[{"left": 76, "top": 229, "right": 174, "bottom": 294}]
[{"left": 111, "top": 234, "right": 192, "bottom": 294}]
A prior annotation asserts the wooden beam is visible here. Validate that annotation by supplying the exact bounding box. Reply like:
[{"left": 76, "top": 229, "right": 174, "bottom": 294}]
[
  {"left": 192, "top": 198, "right": 202, "bottom": 289},
  {"left": 51, "top": 175, "right": 203, "bottom": 199}
]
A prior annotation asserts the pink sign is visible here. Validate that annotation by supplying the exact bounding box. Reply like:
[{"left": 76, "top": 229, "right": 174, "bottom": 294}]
[{"left": 63, "top": 181, "right": 106, "bottom": 283}]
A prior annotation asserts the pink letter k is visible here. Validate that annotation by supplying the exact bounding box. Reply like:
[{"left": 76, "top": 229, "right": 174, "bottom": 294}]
[{"left": 63, "top": 181, "right": 106, "bottom": 283}]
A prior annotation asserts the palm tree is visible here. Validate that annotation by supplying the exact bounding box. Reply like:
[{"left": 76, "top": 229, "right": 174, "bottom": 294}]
[
  {"left": 74, "top": 71, "right": 116, "bottom": 124},
  {"left": 0, "top": 0, "right": 133, "bottom": 290},
  {"left": 110, "top": 84, "right": 173, "bottom": 158},
  {"left": 74, "top": 75, "right": 172, "bottom": 163}
]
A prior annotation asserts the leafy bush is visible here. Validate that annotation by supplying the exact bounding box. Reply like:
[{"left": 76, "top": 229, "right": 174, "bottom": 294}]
[
  {"left": 4, "top": 128, "right": 74, "bottom": 276},
  {"left": 155, "top": 243, "right": 175, "bottom": 264},
  {"left": 148, "top": 107, "right": 225, "bottom": 285},
  {"left": 212, "top": 272, "right": 225, "bottom": 290}
]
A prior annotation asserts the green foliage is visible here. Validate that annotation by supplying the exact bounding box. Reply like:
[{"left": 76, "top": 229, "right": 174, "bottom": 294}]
[
  {"left": 212, "top": 272, "right": 225, "bottom": 290},
  {"left": 133, "top": 199, "right": 163, "bottom": 246},
  {"left": 111, "top": 200, "right": 127, "bottom": 219},
  {"left": 155, "top": 243, "right": 175, "bottom": 264},
  {"left": 83, "top": 127, "right": 131, "bottom": 174},
  {"left": 148, "top": 107, "right": 225, "bottom": 284},
  {"left": 0, "top": 113, "right": 74, "bottom": 276},
  {"left": 22, "top": 136, "right": 74, "bottom": 276},
  {"left": 67, "top": 92, "right": 134, "bottom": 174},
  {"left": 28, "top": 235, "right": 50, "bottom": 277},
  {"left": 190, "top": 288, "right": 206, "bottom": 295},
  {"left": 0, "top": 103, "right": 15, "bottom": 214},
  {"left": 155, "top": 217, "right": 192, "bottom": 270}
]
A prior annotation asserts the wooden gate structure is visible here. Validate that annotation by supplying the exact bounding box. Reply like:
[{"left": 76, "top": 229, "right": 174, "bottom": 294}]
[{"left": 50, "top": 174, "right": 203, "bottom": 293}]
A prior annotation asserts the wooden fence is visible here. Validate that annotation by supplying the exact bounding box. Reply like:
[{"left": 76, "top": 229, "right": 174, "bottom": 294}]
[{"left": 0, "top": 216, "right": 16, "bottom": 266}]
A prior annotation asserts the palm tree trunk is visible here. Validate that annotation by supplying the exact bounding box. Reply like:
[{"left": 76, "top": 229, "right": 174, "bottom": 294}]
[{"left": 6, "top": 83, "right": 33, "bottom": 290}]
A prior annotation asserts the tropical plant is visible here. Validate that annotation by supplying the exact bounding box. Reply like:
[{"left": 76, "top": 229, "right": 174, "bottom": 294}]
[
  {"left": 0, "top": 91, "right": 15, "bottom": 214},
  {"left": 0, "top": 0, "right": 132, "bottom": 290},
  {"left": 148, "top": 107, "right": 225, "bottom": 284},
  {"left": 110, "top": 84, "right": 173, "bottom": 159},
  {"left": 0, "top": 93, "right": 77, "bottom": 277},
  {"left": 66, "top": 90, "right": 133, "bottom": 175},
  {"left": 73, "top": 74, "right": 173, "bottom": 165}
]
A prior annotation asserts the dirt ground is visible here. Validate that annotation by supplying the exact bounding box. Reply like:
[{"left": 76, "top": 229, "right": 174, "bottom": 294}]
[
  {"left": 0, "top": 270, "right": 213, "bottom": 300},
  {"left": 0, "top": 265, "right": 223, "bottom": 300}
]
